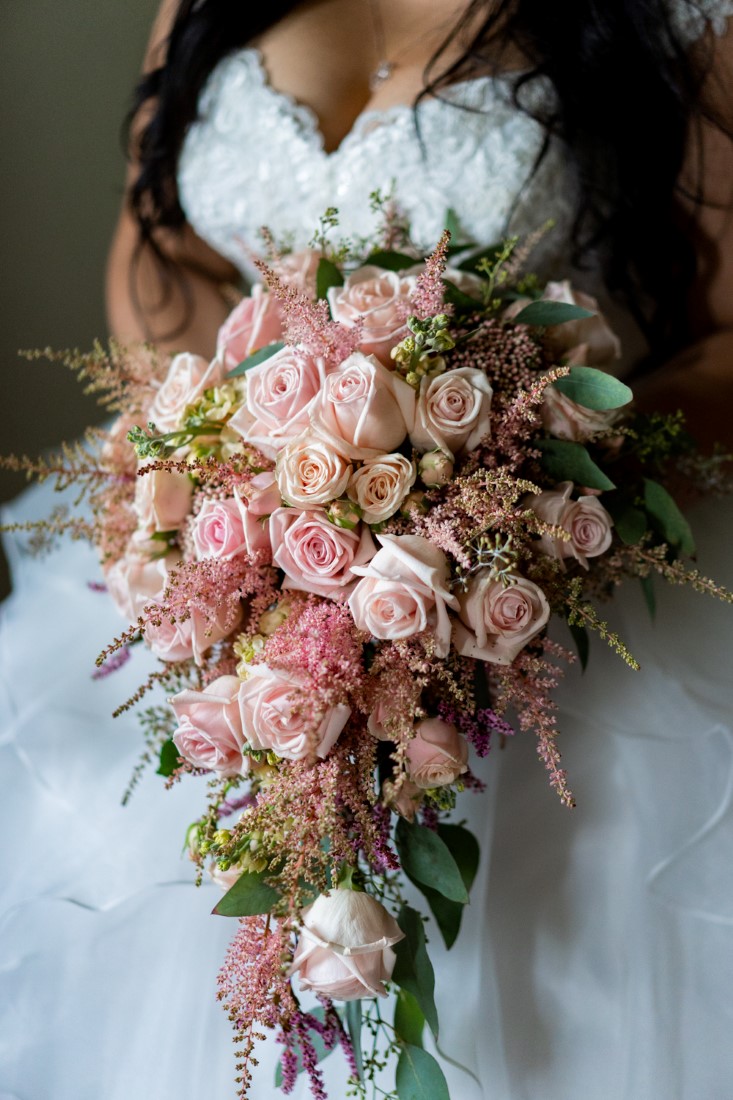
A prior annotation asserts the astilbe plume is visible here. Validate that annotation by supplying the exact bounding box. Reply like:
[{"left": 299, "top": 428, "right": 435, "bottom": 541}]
[{"left": 410, "top": 229, "right": 452, "bottom": 319}]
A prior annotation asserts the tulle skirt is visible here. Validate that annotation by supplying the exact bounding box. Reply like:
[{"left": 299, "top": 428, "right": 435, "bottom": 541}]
[{"left": 2, "top": 481, "right": 732, "bottom": 1100}]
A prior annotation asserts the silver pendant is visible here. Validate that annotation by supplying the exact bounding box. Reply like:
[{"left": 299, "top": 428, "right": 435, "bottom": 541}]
[{"left": 369, "top": 60, "right": 395, "bottom": 90}]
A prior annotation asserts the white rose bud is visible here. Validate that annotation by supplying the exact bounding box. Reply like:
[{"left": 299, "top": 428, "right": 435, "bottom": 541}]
[{"left": 419, "top": 449, "right": 454, "bottom": 488}]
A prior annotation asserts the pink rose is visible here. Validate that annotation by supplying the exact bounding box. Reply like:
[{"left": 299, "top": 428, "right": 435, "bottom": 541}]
[
  {"left": 171, "top": 675, "right": 247, "bottom": 777},
  {"left": 527, "top": 481, "right": 614, "bottom": 568},
  {"left": 406, "top": 718, "right": 469, "bottom": 789},
  {"left": 541, "top": 281, "right": 621, "bottom": 367},
  {"left": 349, "top": 534, "right": 459, "bottom": 657},
  {"left": 382, "top": 776, "right": 423, "bottom": 822},
  {"left": 228, "top": 347, "right": 327, "bottom": 460},
  {"left": 209, "top": 863, "right": 242, "bottom": 891},
  {"left": 327, "top": 265, "right": 417, "bottom": 364},
  {"left": 234, "top": 471, "right": 281, "bottom": 557},
  {"left": 270, "top": 507, "right": 376, "bottom": 600},
  {"left": 144, "top": 603, "right": 240, "bottom": 666},
  {"left": 290, "top": 888, "right": 404, "bottom": 1001},
  {"left": 312, "top": 352, "right": 416, "bottom": 461},
  {"left": 104, "top": 547, "right": 173, "bottom": 621},
  {"left": 216, "top": 284, "right": 284, "bottom": 372},
  {"left": 149, "top": 353, "right": 223, "bottom": 433},
  {"left": 410, "top": 367, "right": 493, "bottom": 457},
  {"left": 238, "top": 663, "right": 350, "bottom": 762},
  {"left": 134, "top": 467, "right": 193, "bottom": 533},
  {"left": 541, "top": 383, "right": 622, "bottom": 442},
  {"left": 276, "top": 432, "right": 351, "bottom": 509},
  {"left": 276, "top": 249, "right": 323, "bottom": 296},
  {"left": 193, "top": 497, "right": 247, "bottom": 561},
  {"left": 455, "top": 573, "right": 550, "bottom": 665},
  {"left": 347, "top": 453, "right": 416, "bottom": 525}
]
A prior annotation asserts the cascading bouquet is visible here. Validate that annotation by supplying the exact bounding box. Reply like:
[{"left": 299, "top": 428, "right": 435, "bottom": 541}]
[{"left": 5, "top": 208, "right": 732, "bottom": 1099}]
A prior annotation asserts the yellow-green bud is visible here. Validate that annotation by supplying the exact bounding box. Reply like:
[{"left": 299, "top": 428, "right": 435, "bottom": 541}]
[{"left": 326, "top": 498, "right": 362, "bottom": 530}]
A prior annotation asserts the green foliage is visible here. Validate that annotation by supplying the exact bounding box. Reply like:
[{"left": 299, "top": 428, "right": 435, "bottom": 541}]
[
  {"left": 394, "top": 818, "right": 468, "bottom": 903},
  {"left": 640, "top": 575, "right": 656, "bottom": 620},
  {"left": 410, "top": 824, "right": 480, "bottom": 949},
  {"left": 552, "top": 366, "right": 632, "bottom": 411},
  {"left": 156, "top": 738, "right": 180, "bottom": 777},
  {"left": 512, "top": 300, "right": 595, "bottom": 327},
  {"left": 395, "top": 1044, "right": 450, "bottom": 1100},
  {"left": 345, "top": 1000, "right": 364, "bottom": 1079},
  {"left": 392, "top": 905, "right": 439, "bottom": 1039},
  {"left": 537, "top": 439, "right": 615, "bottom": 491},
  {"left": 393, "top": 989, "right": 425, "bottom": 1048},
  {"left": 568, "top": 623, "right": 590, "bottom": 671},
  {"left": 604, "top": 493, "right": 647, "bottom": 546},
  {"left": 643, "top": 478, "right": 695, "bottom": 557},
  {"left": 442, "top": 279, "right": 481, "bottom": 310},
  {"left": 364, "top": 249, "right": 417, "bottom": 271},
  {"left": 316, "top": 257, "right": 344, "bottom": 300},
  {"left": 274, "top": 1008, "right": 335, "bottom": 1087},
  {"left": 228, "top": 342, "right": 285, "bottom": 378},
  {"left": 212, "top": 869, "right": 279, "bottom": 917}
]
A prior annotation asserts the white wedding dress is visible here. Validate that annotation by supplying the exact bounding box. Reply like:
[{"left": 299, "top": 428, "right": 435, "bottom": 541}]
[{"left": 3, "top": 6, "right": 733, "bottom": 1098}]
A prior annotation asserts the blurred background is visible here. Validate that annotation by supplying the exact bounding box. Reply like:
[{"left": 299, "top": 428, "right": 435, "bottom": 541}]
[{"left": 0, "top": 1, "right": 156, "bottom": 597}]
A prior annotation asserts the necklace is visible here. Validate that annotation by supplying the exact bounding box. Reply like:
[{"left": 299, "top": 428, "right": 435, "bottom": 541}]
[{"left": 366, "top": 0, "right": 459, "bottom": 92}]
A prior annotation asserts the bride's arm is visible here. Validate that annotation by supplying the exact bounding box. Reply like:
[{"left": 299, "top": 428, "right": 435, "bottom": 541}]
[{"left": 105, "top": 0, "right": 239, "bottom": 357}]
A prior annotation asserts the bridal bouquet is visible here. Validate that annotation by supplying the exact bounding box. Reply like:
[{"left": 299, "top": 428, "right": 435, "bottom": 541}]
[{"left": 6, "top": 209, "right": 732, "bottom": 1099}]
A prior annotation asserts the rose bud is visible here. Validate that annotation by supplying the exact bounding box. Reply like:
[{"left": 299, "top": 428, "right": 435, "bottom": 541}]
[
  {"left": 419, "top": 449, "right": 454, "bottom": 488},
  {"left": 405, "top": 718, "right": 469, "bottom": 789},
  {"left": 326, "top": 498, "right": 363, "bottom": 531},
  {"left": 382, "top": 776, "right": 423, "bottom": 822},
  {"left": 400, "top": 490, "right": 428, "bottom": 518},
  {"left": 258, "top": 600, "right": 293, "bottom": 637},
  {"left": 289, "top": 888, "right": 404, "bottom": 1000}
]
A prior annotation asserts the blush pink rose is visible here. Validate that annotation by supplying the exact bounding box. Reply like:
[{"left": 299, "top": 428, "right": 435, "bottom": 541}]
[
  {"left": 144, "top": 603, "right": 240, "bottom": 666},
  {"left": 527, "top": 481, "right": 614, "bottom": 568},
  {"left": 209, "top": 863, "right": 242, "bottom": 891},
  {"left": 228, "top": 347, "right": 327, "bottom": 460},
  {"left": 192, "top": 497, "right": 248, "bottom": 561},
  {"left": 541, "top": 281, "right": 621, "bottom": 367},
  {"left": 149, "top": 353, "right": 223, "bottom": 433},
  {"left": 238, "top": 663, "right": 350, "bottom": 762},
  {"left": 347, "top": 453, "right": 416, "bottom": 524},
  {"left": 312, "top": 352, "right": 416, "bottom": 461},
  {"left": 233, "top": 471, "right": 281, "bottom": 557},
  {"left": 406, "top": 718, "right": 469, "bottom": 789},
  {"left": 104, "top": 548, "right": 173, "bottom": 622},
  {"left": 270, "top": 507, "right": 376, "bottom": 600},
  {"left": 276, "top": 249, "right": 323, "bottom": 296},
  {"left": 410, "top": 367, "right": 493, "bottom": 457},
  {"left": 327, "top": 265, "right": 418, "bottom": 365},
  {"left": 541, "top": 383, "right": 623, "bottom": 442},
  {"left": 216, "top": 284, "right": 284, "bottom": 372},
  {"left": 276, "top": 432, "right": 352, "bottom": 509},
  {"left": 455, "top": 573, "right": 550, "bottom": 665},
  {"left": 171, "top": 675, "right": 247, "bottom": 777},
  {"left": 134, "top": 467, "right": 193, "bottom": 533},
  {"left": 289, "top": 888, "right": 404, "bottom": 1001},
  {"left": 348, "top": 534, "right": 459, "bottom": 657}
]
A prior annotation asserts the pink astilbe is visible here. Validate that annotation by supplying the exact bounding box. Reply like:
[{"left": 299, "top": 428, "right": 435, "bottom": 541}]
[
  {"left": 254, "top": 258, "right": 362, "bottom": 366},
  {"left": 487, "top": 365, "right": 570, "bottom": 473},
  {"left": 410, "top": 229, "right": 452, "bottom": 319},
  {"left": 143, "top": 556, "right": 265, "bottom": 637}
]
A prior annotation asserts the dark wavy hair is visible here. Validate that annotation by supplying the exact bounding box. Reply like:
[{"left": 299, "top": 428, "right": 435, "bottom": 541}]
[{"left": 127, "top": 0, "right": 728, "bottom": 359}]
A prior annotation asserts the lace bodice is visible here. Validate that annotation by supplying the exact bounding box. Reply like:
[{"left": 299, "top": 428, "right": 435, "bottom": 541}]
[{"left": 177, "top": 1, "right": 733, "bottom": 286}]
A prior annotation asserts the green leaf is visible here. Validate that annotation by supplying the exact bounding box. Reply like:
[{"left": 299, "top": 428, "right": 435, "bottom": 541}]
[
  {"left": 213, "top": 869, "right": 280, "bottom": 917},
  {"left": 640, "top": 574, "right": 656, "bottom": 620},
  {"left": 274, "top": 1008, "right": 335, "bottom": 1087},
  {"left": 228, "top": 341, "right": 285, "bottom": 377},
  {"left": 364, "top": 249, "right": 417, "bottom": 271},
  {"left": 552, "top": 366, "right": 632, "bottom": 411},
  {"left": 345, "top": 999, "right": 363, "bottom": 1079},
  {"left": 407, "top": 825, "right": 479, "bottom": 949},
  {"left": 569, "top": 623, "right": 590, "bottom": 671},
  {"left": 156, "top": 738, "right": 180, "bottom": 777},
  {"left": 316, "top": 257, "right": 344, "bottom": 300},
  {"left": 444, "top": 207, "right": 462, "bottom": 240},
  {"left": 456, "top": 242, "right": 504, "bottom": 272},
  {"left": 394, "top": 989, "right": 425, "bottom": 1048},
  {"left": 393, "top": 905, "right": 439, "bottom": 1039},
  {"left": 395, "top": 818, "right": 468, "bottom": 903},
  {"left": 412, "top": 882, "right": 463, "bottom": 950},
  {"left": 396, "top": 1045, "right": 450, "bottom": 1100},
  {"left": 537, "top": 439, "right": 615, "bottom": 491},
  {"left": 643, "top": 478, "right": 696, "bottom": 557},
  {"left": 604, "top": 495, "right": 647, "bottom": 546},
  {"left": 512, "top": 300, "right": 596, "bottom": 327},
  {"left": 442, "top": 279, "right": 481, "bottom": 310}
]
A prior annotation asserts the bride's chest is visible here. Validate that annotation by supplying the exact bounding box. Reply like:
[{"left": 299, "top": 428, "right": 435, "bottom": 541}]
[{"left": 177, "top": 48, "right": 578, "bottom": 279}]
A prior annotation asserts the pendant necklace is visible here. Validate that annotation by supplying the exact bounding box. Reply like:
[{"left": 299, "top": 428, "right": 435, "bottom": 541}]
[{"left": 367, "top": 0, "right": 394, "bottom": 90}]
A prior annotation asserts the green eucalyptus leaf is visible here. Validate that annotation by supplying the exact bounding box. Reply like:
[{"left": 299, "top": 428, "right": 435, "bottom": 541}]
[
  {"left": 396, "top": 1044, "right": 450, "bottom": 1100},
  {"left": 213, "top": 869, "right": 279, "bottom": 917},
  {"left": 395, "top": 818, "right": 468, "bottom": 903},
  {"left": 442, "top": 279, "right": 481, "bottom": 310},
  {"left": 274, "top": 1008, "right": 335, "bottom": 1087},
  {"left": 392, "top": 905, "right": 439, "bottom": 1039},
  {"left": 512, "top": 300, "right": 595, "bottom": 327},
  {"left": 412, "top": 882, "right": 463, "bottom": 950},
  {"left": 316, "top": 257, "right": 344, "bottom": 300},
  {"left": 537, "top": 439, "right": 615, "bottom": 491},
  {"left": 437, "top": 824, "right": 480, "bottom": 892},
  {"left": 643, "top": 478, "right": 696, "bottom": 557},
  {"left": 156, "top": 738, "right": 180, "bottom": 777},
  {"left": 345, "top": 999, "right": 363, "bottom": 1079},
  {"left": 640, "top": 574, "right": 657, "bottom": 620},
  {"left": 228, "top": 341, "right": 286, "bottom": 377},
  {"left": 364, "top": 249, "right": 417, "bottom": 271},
  {"left": 394, "top": 989, "right": 425, "bottom": 1048},
  {"left": 604, "top": 494, "right": 647, "bottom": 546},
  {"left": 456, "top": 242, "right": 504, "bottom": 273},
  {"left": 552, "top": 366, "right": 633, "bottom": 411},
  {"left": 569, "top": 623, "right": 590, "bottom": 671}
]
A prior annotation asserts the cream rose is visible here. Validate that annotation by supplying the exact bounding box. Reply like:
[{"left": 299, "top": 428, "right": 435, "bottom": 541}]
[
  {"left": 270, "top": 507, "right": 376, "bottom": 599},
  {"left": 149, "top": 353, "right": 223, "bottom": 433},
  {"left": 228, "top": 347, "right": 327, "bottom": 460},
  {"left": 348, "top": 534, "right": 459, "bottom": 657},
  {"left": 406, "top": 717, "right": 469, "bottom": 789},
  {"left": 276, "top": 248, "right": 323, "bottom": 296},
  {"left": 541, "top": 383, "right": 622, "bottom": 442},
  {"left": 410, "top": 367, "right": 493, "bottom": 457},
  {"left": 171, "top": 675, "right": 247, "bottom": 777},
  {"left": 104, "top": 547, "right": 172, "bottom": 622},
  {"left": 237, "top": 663, "right": 350, "bottom": 762},
  {"left": 541, "top": 280, "right": 621, "bottom": 367},
  {"left": 276, "top": 432, "right": 351, "bottom": 509},
  {"left": 455, "top": 572, "right": 550, "bottom": 665},
  {"left": 216, "top": 284, "right": 284, "bottom": 372},
  {"left": 347, "top": 454, "right": 416, "bottom": 525},
  {"left": 289, "top": 888, "right": 404, "bottom": 1000},
  {"left": 312, "top": 352, "right": 416, "bottom": 460},
  {"left": 528, "top": 481, "right": 614, "bottom": 568},
  {"left": 134, "top": 467, "right": 193, "bottom": 534},
  {"left": 327, "top": 265, "right": 417, "bottom": 365}
]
